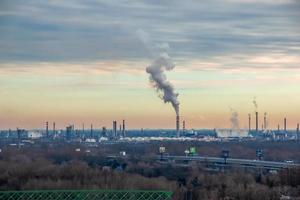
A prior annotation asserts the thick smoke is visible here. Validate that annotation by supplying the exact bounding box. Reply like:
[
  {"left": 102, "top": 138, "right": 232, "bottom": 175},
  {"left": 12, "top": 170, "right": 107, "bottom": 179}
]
[
  {"left": 146, "top": 53, "right": 179, "bottom": 115},
  {"left": 229, "top": 108, "right": 239, "bottom": 130},
  {"left": 137, "top": 30, "right": 180, "bottom": 116}
]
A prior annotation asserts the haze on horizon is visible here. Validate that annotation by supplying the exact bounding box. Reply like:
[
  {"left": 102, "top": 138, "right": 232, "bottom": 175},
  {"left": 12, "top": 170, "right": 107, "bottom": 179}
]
[{"left": 0, "top": 0, "right": 300, "bottom": 130}]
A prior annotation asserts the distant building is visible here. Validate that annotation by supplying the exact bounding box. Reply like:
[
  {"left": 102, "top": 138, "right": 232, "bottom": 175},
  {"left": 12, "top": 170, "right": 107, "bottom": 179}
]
[{"left": 27, "top": 131, "right": 43, "bottom": 139}]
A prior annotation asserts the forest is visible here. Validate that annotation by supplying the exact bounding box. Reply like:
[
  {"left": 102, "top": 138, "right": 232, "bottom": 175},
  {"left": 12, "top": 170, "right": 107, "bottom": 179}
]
[{"left": 0, "top": 140, "right": 299, "bottom": 200}]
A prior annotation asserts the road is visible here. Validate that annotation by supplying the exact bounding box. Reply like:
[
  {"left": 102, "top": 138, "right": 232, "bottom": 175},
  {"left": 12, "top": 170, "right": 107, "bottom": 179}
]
[{"left": 159, "top": 155, "right": 300, "bottom": 170}]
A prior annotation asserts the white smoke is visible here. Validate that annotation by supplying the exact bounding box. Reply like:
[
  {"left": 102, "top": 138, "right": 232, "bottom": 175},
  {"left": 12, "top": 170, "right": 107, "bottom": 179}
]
[
  {"left": 146, "top": 53, "right": 179, "bottom": 115},
  {"left": 137, "top": 30, "right": 180, "bottom": 116},
  {"left": 229, "top": 107, "right": 239, "bottom": 130}
]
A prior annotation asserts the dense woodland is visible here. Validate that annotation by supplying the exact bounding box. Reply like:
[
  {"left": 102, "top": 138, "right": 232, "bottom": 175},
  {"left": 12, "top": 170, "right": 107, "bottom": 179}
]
[{"left": 0, "top": 140, "right": 299, "bottom": 200}]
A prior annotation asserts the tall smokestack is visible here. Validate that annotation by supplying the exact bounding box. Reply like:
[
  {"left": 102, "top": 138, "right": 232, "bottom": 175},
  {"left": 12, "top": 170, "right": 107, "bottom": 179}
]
[
  {"left": 183, "top": 120, "right": 185, "bottom": 133},
  {"left": 176, "top": 115, "right": 180, "bottom": 137},
  {"left": 53, "top": 122, "right": 56, "bottom": 137},
  {"left": 46, "top": 121, "right": 49, "bottom": 138},
  {"left": 248, "top": 114, "right": 251, "bottom": 132},
  {"left": 297, "top": 123, "right": 299, "bottom": 140},
  {"left": 255, "top": 112, "right": 258, "bottom": 132},
  {"left": 122, "top": 120, "right": 125, "bottom": 137},
  {"left": 264, "top": 112, "right": 267, "bottom": 130},
  {"left": 284, "top": 118, "right": 287, "bottom": 132},
  {"left": 278, "top": 124, "right": 280, "bottom": 131},
  {"left": 113, "top": 121, "right": 117, "bottom": 138},
  {"left": 90, "top": 124, "right": 93, "bottom": 138}
]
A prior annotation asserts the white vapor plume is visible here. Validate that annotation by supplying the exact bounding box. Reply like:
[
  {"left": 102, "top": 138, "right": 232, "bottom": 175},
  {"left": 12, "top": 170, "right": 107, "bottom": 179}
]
[
  {"left": 229, "top": 107, "right": 239, "bottom": 130},
  {"left": 146, "top": 53, "right": 179, "bottom": 115},
  {"left": 137, "top": 29, "right": 180, "bottom": 116}
]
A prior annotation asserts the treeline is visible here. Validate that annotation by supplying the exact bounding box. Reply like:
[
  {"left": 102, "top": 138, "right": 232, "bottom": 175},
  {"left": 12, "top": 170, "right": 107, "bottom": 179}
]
[
  {"left": 0, "top": 142, "right": 299, "bottom": 199},
  {"left": 0, "top": 156, "right": 176, "bottom": 191},
  {"left": 126, "top": 161, "right": 300, "bottom": 199}
]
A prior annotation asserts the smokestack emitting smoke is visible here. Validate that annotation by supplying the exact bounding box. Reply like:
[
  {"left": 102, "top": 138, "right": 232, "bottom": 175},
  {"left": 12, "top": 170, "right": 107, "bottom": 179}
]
[
  {"left": 146, "top": 52, "right": 180, "bottom": 116},
  {"left": 138, "top": 29, "right": 180, "bottom": 117},
  {"left": 176, "top": 115, "right": 180, "bottom": 136},
  {"left": 252, "top": 97, "right": 259, "bottom": 132}
]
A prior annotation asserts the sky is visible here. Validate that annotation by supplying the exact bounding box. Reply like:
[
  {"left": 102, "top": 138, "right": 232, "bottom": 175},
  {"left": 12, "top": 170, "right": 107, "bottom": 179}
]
[{"left": 0, "top": 0, "right": 300, "bottom": 129}]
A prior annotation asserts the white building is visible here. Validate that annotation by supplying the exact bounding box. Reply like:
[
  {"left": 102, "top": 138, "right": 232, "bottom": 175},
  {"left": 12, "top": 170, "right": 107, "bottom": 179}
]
[{"left": 27, "top": 131, "right": 43, "bottom": 139}]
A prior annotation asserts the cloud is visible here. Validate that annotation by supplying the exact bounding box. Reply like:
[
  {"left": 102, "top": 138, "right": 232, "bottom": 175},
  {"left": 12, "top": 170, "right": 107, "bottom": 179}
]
[
  {"left": 0, "top": 0, "right": 299, "bottom": 73},
  {"left": 0, "top": 61, "right": 148, "bottom": 76},
  {"left": 225, "top": 0, "right": 295, "bottom": 4}
]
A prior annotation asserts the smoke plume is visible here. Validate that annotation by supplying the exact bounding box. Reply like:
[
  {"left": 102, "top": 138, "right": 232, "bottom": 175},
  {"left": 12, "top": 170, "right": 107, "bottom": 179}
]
[
  {"left": 137, "top": 29, "right": 180, "bottom": 116},
  {"left": 229, "top": 107, "right": 239, "bottom": 130},
  {"left": 146, "top": 53, "right": 180, "bottom": 115}
]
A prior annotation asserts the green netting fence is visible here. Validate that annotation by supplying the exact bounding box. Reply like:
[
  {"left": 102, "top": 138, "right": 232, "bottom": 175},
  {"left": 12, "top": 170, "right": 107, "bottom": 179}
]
[{"left": 0, "top": 189, "right": 173, "bottom": 200}]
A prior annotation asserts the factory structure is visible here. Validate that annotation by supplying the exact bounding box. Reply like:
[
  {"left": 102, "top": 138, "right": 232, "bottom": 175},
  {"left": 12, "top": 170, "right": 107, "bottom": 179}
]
[{"left": 0, "top": 110, "right": 299, "bottom": 143}]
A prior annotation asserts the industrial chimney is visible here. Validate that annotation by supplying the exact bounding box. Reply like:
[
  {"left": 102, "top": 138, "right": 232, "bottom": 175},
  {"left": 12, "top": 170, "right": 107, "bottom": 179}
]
[
  {"left": 90, "top": 124, "right": 93, "bottom": 138},
  {"left": 122, "top": 120, "right": 125, "bottom": 137},
  {"left": 248, "top": 114, "right": 251, "bottom": 132},
  {"left": 297, "top": 123, "right": 299, "bottom": 140},
  {"left": 284, "top": 118, "right": 287, "bottom": 132},
  {"left": 176, "top": 115, "right": 180, "bottom": 137},
  {"left": 255, "top": 112, "right": 258, "bottom": 132},
  {"left": 264, "top": 112, "right": 267, "bottom": 130},
  {"left": 113, "top": 121, "right": 117, "bottom": 138},
  {"left": 53, "top": 122, "right": 56, "bottom": 138},
  {"left": 46, "top": 121, "right": 49, "bottom": 138},
  {"left": 183, "top": 120, "right": 185, "bottom": 134}
]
